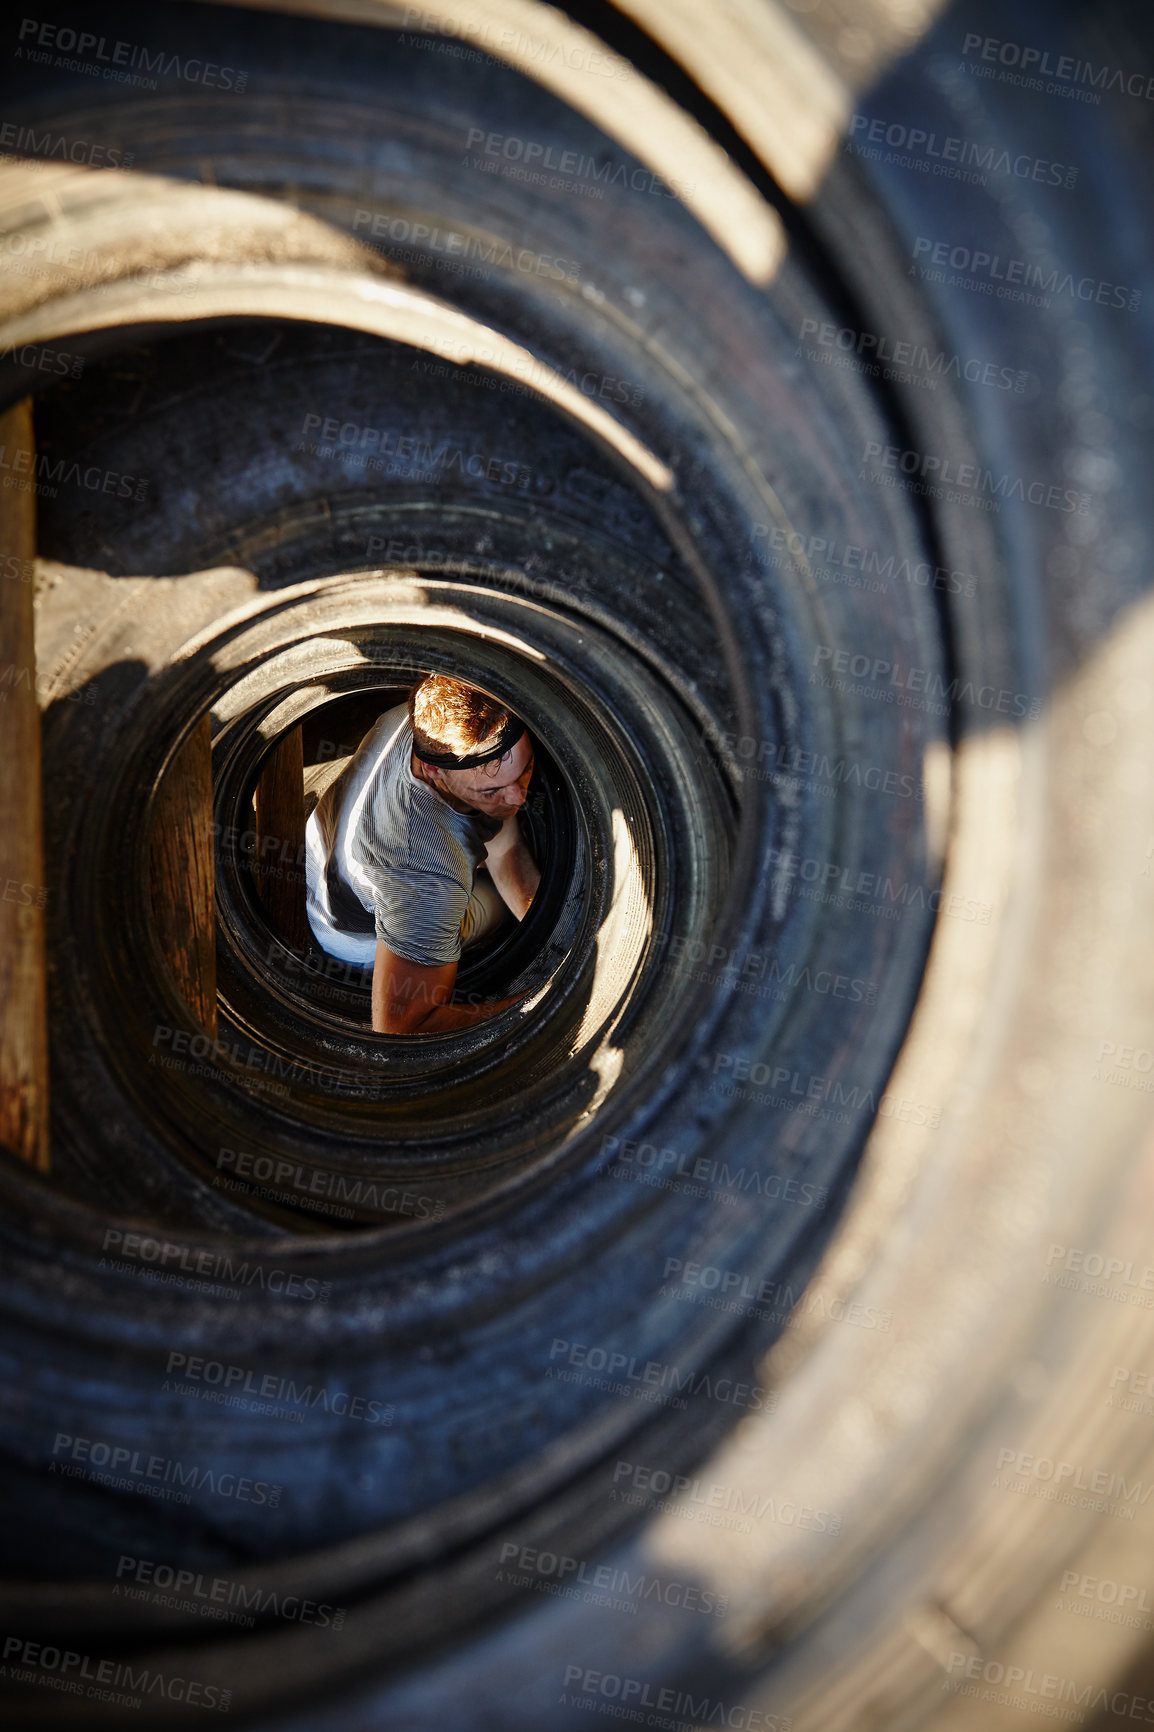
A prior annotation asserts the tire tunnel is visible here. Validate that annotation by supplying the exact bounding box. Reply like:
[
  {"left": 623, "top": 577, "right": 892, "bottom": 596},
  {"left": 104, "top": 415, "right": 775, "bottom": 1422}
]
[{"left": 1, "top": 1, "right": 1154, "bottom": 1727}]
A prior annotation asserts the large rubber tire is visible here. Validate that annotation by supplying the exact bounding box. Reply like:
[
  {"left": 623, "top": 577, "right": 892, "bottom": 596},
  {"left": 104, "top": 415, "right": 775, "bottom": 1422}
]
[{"left": 1, "top": 2, "right": 1153, "bottom": 1729}]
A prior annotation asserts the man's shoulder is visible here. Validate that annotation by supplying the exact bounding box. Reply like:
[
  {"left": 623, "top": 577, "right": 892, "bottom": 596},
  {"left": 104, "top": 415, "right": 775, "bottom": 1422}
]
[
  {"left": 359, "top": 706, "right": 415, "bottom": 797},
  {"left": 405, "top": 776, "right": 474, "bottom": 846},
  {"left": 363, "top": 702, "right": 412, "bottom": 757},
  {"left": 403, "top": 782, "right": 494, "bottom": 881}
]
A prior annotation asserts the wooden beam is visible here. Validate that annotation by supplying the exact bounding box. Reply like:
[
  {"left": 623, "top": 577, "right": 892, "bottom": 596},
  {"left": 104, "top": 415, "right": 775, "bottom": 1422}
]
[
  {"left": 252, "top": 726, "right": 309, "bottom": 950},
  {"left": 0, "top": 399, "right": 49, "bottom": 1171},
  {"left": 150, "top": 715, "right": 218, "bottom": 1035}
]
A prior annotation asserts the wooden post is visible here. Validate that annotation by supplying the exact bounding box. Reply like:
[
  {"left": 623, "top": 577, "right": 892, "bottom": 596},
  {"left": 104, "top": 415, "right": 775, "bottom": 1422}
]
[
  {"left": 252, "top": 726, "right": 309, "bottom": 950},
  {"left": 149, "top": 715, "right": 218, "bottom": 1035},
  {"left": 0, "top": 399, "right": 49, "bottom": 1170}
]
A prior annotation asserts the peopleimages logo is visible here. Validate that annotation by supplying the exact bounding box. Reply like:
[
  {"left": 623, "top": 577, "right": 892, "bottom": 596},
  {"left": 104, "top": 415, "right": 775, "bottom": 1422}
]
[
  {"left": 0, "top": 339, "right": 85, "bottom": 380},
  {"left": 860, "top": 436, "right": 1088, "bottom": 515},
  {"left": 599, "top": 1135, "right": 829, "bottom": 1211},
  {"left": 560, "top": 1668, "right": 791, "bottom": 1729},
  {"left": 813, "top": 642, "right": 1042, "bottom": 720},
  {"left": 548, "top": 1337, "right": 775, "bottom": 1412},
  {"left": 464, "top": 127, "right": 694, "bottom": 201},
  {"left": 51, "top": 1432, "right": 282, "bottom": 1507},
  {"left": 700, "top": 1053, "right": 942, "bottom": 1125},
  {"left": 2, "top": 1637, "right": 230, "bottom": 1712},
  {"left": 911, "top": 235, "right": 1141, "bottom": 312},
  {"left": 216, "top": 1146, "right": 444, "bottom": 1222},
  {"left": 945, "top": 1649, "right": 1154, "bottom": 1723},
  {"left": 0, "top": 661, "right": 97, "bottom": 707},
  {"left": 400, "top": 6, "right": 630, "bottom": 79},
  {"left": 1056, "top": 1569, "right": 1154, "bottom": 1634},
  {"left": 0, "top": 120, "right": 133, "bottom": 169},
  {"left": 100, "top": 1227, "right": 331, "bottom": 1302},
  {"left": 752, "top": 520, "right": 981, "bottom": 593},
  {"left": 846, "top": 112, "right": 1078, "bottom": 189},
  {"left": 496, "top": 1541, "right": 728, "bottom": 1617},
  {"left": 961, "top": 32, "right": 1154, "bottom": 102},
  {"left": 15, "top": 18, "right": 248, "bottom": 91},
  {"left": 115, "top": 1555, "right": 345, "bottom": 1630},
  {"left": 163, "top": 1351, "right": 393, "bottom": 1425},
  {"left": 708, "top": 723, "right": 921, "bottom": 800},
  {"left": 661, "top": 1259, "right": 893, "bottom": 1335},
  {"left": 612, "top": 1459, "right": 843, "bottom": 1535},
  {"left": 351, "top": 207, "right": 580, "bottom": 284},
  {"left": 797, "top": 317, "right": 1027, "bottom": 396},
  {"left": 993, "top": 1446, "right": 1154, "bottom": 1510},
  {"left": 653, "top": 930, "right": 877, "bottom": 1003},
  {"left": 0, "top": 440, "right": 148, "bottom": 500}
]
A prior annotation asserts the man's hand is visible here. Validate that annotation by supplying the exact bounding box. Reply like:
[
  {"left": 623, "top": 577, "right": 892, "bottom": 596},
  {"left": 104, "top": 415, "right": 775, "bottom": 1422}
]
[
  {"left": 483, "top": 814, "right": 541, "bottom": 920},
  {"left": 371, "top": 942, "right": 524, "bottom": 1035}
]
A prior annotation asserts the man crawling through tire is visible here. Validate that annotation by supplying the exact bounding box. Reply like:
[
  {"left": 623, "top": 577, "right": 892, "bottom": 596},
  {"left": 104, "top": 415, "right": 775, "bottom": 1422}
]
[{"left": 305, "top": 673, "right": 540, "bottom": 1034}]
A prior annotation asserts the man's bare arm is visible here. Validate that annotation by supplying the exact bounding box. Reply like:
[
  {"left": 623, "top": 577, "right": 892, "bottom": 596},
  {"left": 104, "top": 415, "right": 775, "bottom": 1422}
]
[
  {"left": 483, "top": 814, "right": 541, "bottom": 920},
  {"left": 371, "top": 942, "right": 523, "bottom": 1035}
]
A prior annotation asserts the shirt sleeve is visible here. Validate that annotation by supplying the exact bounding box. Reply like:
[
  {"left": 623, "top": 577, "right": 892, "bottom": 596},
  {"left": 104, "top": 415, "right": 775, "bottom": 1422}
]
[{"left": 371, "top": 865, "right": 472, "bottom": 968}]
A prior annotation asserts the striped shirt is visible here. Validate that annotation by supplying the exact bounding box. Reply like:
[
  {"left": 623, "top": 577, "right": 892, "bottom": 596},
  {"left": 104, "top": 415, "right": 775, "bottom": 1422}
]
[{"left": 304, "top": 703, "right": 502, "bottom": 969}]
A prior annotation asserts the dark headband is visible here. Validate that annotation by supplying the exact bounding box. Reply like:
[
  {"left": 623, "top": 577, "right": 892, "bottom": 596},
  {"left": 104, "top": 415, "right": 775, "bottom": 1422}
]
[{"left": 413, "top": 712, "right": 527, "bottom": 771}]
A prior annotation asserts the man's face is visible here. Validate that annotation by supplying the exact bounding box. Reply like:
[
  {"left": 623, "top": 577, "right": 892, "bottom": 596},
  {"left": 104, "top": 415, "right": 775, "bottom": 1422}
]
[{"left": 436, "top": 734, "right": 535, "bottom": 815}]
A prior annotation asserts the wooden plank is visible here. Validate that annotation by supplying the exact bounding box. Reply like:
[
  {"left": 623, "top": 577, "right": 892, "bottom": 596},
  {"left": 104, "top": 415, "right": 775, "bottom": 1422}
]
[
  {"left": 0, "top": 399, "right": 49, "bottom": 1170},
  {"left": 252, "top": 725, "right": 309, "bottom": 950},
  {"left": 149, "top": 715, "right": 218, "bottom": 1035}
]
